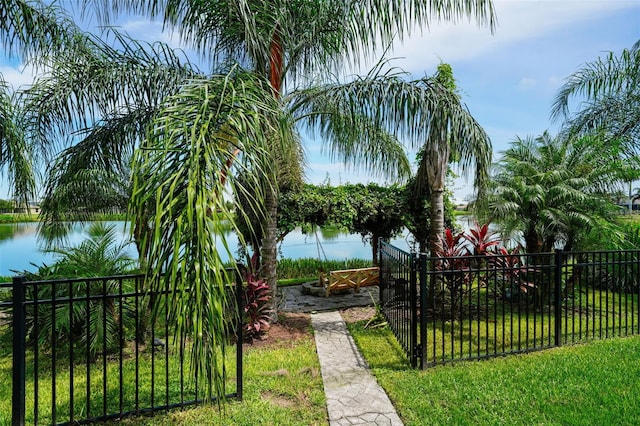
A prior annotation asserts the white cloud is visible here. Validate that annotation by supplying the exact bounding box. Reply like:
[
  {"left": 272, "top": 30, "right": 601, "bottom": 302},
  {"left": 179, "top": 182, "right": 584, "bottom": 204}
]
[
  {"left": 517, "top": 77, "right": 537, "bottom": 90},
  {"left": 0, "top": 63, "right": 36, "bottom": 91},
  {"left": 357, "top": 0, "right": 637, "bottom": 75},
  {"left": 119, "top": 19, "right": 180, "bottom": 47}
]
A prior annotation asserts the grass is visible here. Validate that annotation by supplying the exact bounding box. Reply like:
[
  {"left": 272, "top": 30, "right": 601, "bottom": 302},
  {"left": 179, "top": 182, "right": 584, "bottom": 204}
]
[
  {"left": 0, "top": 213, "right": 128, "bottom": 224},
  {"left": 0, "top": 314, "right": 326, "bottom": 425},
  {"left": 277, "top": 257, "right": 372, "bottom": 279},
  {"left": 0, "top": 213, "right": 38, "bottom": 223},
  {"left": 349, "top": 320, "right": 640, "bottom": 425},
  {"left": 278, "top": 277, "right": 315, "bottom": 287}
]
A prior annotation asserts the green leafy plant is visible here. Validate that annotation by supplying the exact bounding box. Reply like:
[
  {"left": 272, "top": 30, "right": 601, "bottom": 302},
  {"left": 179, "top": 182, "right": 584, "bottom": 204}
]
[
  {"left": 17, "top": 222, "right": 137, "bottom": 358},
  {"left": 488, "top": 246, "right": 536, "bottom": 301}
]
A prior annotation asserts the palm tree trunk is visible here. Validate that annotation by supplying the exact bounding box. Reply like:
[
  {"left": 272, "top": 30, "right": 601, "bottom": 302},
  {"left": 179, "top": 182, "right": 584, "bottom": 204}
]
[
  {"left": 429, "top": 188, "right": 445, "bottom": 255},
  {"left": 261, "top": 185, "right": 279, "bottom": 321},
  {"left": 259, "top": 30, "right": 284, "bottom": 321}
]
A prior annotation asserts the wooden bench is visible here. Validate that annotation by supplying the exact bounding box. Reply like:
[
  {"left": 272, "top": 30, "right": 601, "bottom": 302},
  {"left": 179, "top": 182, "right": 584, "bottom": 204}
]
[{"left": 319, "top": 267, "right": 380, "bottom": 297}]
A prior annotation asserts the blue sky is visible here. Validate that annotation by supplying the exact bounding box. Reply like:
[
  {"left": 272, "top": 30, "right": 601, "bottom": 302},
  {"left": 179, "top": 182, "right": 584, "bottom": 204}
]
[{"left": 1, "top": 0, "right": 639, "bottom": 202}]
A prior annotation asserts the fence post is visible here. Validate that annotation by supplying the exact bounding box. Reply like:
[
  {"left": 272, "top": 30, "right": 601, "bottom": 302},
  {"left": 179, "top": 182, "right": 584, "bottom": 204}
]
[
  {"left": 418, "top": 253, "right": 427, "bottom": 369},
  {"left": 12, "top": 276, "right": 26, "bottom": 426},
  {"left": 235, "top": 264, "right": 244, "bottom": 401},
  {"left": 378, "top": 238, "right": 384, "bottom": 307},
  {"left": 410, "top": 253, "right": 418, "bottom": 369},
  {"left": 554, "top": 249, "right": 563, "bottom": 347}
]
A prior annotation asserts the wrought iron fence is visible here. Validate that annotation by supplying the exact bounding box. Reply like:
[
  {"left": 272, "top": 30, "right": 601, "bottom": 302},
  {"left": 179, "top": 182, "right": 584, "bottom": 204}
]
[
  {"left": 378, "top": 241, "right": 640, "bottom": 369},
  {"left": 0, "top": 272, "right": 243, "bottom": 425},
  {"left": 378, "top": 241, "right": 424, "bottom": 368}
]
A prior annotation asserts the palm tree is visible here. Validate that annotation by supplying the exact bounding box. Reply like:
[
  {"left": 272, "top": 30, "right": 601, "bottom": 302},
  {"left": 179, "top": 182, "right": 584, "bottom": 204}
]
[
  {"left": 22, "top": 0, "right": 497, "bottom": 400},
  {"left": 414, "top": 63, "right": 490, "bottom": 256},
  {"left": 291, "top": 63, "right": 491, "bottom": 256},
  {"left": 22, "top": 28, "right": 197, "bottom": 250},
  {"left": 0, "top": 0, "right": 82, "bottom": 207},
  {"left": 551, "top": 40, "right": 640, "bottom": 149},
  {"left": 481, "top": 132, "right": 622, "bottom": 253},
  {"left": 129, "top": 69, "right": 289, "bottom": 398},
  {"left": 83, "top": 0, "right": 497, "bottom": 313},
  {"left": 0, "top": 77, "right": 35, "bottom": 210}
]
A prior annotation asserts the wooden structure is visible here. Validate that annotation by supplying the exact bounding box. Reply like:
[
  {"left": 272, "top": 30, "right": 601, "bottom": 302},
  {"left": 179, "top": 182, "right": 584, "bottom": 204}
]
[{"left": 320, "top": 267, "right": 380, "bottom": 297}]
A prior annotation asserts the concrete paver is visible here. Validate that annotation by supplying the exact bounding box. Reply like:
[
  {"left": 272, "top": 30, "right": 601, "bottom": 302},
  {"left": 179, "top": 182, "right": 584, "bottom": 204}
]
[{"left": 311, "top": 311, "right": 403, "bottom": 426}]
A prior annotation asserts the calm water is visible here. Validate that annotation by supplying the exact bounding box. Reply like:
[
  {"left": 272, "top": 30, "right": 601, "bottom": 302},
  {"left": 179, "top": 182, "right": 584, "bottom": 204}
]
[{"left": 0, "top": 221, "right": 414, "bottom": 277}]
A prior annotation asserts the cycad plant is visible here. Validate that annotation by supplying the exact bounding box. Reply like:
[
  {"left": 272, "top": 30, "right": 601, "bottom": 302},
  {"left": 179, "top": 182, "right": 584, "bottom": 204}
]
[{"left": 19, "top": 222, "right": 137, "bottom": 358}]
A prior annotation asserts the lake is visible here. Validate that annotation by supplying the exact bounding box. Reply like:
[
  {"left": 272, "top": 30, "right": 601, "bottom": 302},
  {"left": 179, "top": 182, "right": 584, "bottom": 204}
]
[{"left": 0, "top": 221, "right": 416, "bottom": 277}]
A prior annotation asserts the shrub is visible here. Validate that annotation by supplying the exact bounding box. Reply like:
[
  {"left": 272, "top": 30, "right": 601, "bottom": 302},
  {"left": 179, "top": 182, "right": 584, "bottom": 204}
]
[
  {"left": 242, "top": 253, "right": 272, "bottom": 341},
  {"left": 15, "top": 222, "right": 138, "bottom": 358}
]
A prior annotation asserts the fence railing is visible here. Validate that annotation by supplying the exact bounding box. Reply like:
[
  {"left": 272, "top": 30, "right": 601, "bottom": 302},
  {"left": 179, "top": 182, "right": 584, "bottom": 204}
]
[
  {"left": 0, "top": 272, "right": 243, "bottom": 425},
  {"left": 378, "top": 242, "right": 423, "bottom": 368},
  {"left": 378, "top": 241, "right": 640, "bottom": 369}
]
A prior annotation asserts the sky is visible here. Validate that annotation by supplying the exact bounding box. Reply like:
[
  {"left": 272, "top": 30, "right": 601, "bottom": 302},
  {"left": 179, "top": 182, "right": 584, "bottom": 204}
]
[{"left": 0, "top": 0, "right": 639, "bottom": 203}]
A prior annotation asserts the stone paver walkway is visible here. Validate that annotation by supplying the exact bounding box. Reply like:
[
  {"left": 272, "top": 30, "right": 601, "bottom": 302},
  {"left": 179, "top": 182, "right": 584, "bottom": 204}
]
[
  {"left": 311, "top": 311, "right": 403, "bottom": 426},
  {"left": 280, "top": 284, "right": 378, "bottom": 313}
]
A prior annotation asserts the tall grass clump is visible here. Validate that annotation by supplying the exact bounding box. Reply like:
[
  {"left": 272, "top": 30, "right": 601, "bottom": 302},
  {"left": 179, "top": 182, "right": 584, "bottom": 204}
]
[{"left": 277, "top": 257, "right": 372, "bottom": 279}]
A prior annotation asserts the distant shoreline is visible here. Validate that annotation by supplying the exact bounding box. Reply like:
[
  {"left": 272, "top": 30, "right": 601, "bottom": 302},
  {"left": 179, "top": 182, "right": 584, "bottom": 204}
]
[{"left": 0, "top": 213, "right": 127, "bottom": 224}]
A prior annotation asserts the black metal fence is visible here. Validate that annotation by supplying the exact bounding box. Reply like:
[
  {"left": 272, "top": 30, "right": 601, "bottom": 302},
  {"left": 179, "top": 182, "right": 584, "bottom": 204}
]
[
  {"left": 0, "top": 272, "right": 243, "bottom": 425},
  {"left": 378, "top": 241, "right": 640, "bottom": 369}
]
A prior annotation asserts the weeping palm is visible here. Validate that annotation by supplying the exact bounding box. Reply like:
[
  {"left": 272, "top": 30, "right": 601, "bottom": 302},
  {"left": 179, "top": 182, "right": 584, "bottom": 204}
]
[
  {"left": 0, "top": 78, "right": 34, "bottom": 209},
  {"left": 21, "top": 29, "right": 197, "bottom": 246},
  {"left": 0, "top": 0, "right": 82, "bottom": 207}
]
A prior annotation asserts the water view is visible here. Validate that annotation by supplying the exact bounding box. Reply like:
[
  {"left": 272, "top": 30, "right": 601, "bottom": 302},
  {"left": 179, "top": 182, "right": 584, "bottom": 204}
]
[{"left": 0, "top": 221, "right": 416, "bottom": 277}]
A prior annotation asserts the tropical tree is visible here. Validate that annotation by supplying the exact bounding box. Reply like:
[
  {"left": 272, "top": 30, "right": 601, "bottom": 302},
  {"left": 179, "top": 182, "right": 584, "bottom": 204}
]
[
  {"left": 0, "top": 0, "right": 83, "bottom": 207},
  {"left": 80, "top": 0, "right": 496, "bottom": 311},
  {"left": 415, "top": 63, "right": 491, "bottom": 256},
  {"left": 19, "top": 0, "right": 497, "bottom": 401},
  {"left": 129, "top": 69, "right": 288, "bottom": 396},
  {"left": 480, "top": 132, "right": 623, "bottom": 253},
  {"left": 402, "top": 170, "right": 457, "bottom": 253},
  {"left": 22, "top": 29, "right": 198, "bottom": 251},
  {"left": 551, "top": 40, "right": 640, "bottom": 149},
  {"left": 17, "top": 222, "right": 137, "bottom": 358},
  {"left": 0, "top": 78, "right": 34, "bottom": 209}
]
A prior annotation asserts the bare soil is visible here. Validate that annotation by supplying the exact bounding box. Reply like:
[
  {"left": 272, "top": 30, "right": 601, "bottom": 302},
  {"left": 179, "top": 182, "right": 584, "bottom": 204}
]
[
  {"left": 247, "top": 307, "right": 376, "bottom": 350},
  {"left": 246, "top": 312, "right": 312, "bottom": 349}
]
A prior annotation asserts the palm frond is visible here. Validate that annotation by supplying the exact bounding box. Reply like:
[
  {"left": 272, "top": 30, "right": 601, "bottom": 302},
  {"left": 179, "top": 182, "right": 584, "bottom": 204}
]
[
  {"left": 0, "top": 76, "right": 36, "bottom": 207},
  {"left": 130, "top": 68, "right": 288, "bottom": 401},
  {"left": 83, "top": 0, "right": 496, "bottom": 86},
  {"left": 0, "top": 0, "right": 80, "bottom": 66}
]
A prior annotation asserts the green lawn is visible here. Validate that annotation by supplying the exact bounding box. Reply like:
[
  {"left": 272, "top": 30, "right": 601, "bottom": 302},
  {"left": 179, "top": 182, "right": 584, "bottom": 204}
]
[
  {"left": 0, "top": 314, "right": 327, "bottom": 426},
  {"left": 349, "top": 321, "right": 640, "bottom": 425}
]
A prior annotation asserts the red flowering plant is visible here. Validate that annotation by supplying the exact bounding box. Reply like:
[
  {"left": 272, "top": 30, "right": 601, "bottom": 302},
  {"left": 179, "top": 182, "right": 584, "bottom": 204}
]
[
  {"left": 464, "top": 222, "right": 500, "bottom": 255},
  {"left": 488, "top": 246, "right": 537, "bottom": 301},
  {"left": 242, "top": 253, "right": 272, "bottom": 341},
  {"left": 434, "top": 228, "right": 473, "bottom": 319}
]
